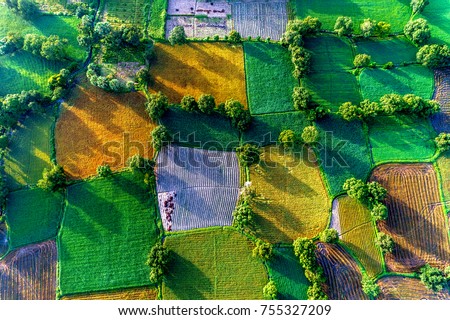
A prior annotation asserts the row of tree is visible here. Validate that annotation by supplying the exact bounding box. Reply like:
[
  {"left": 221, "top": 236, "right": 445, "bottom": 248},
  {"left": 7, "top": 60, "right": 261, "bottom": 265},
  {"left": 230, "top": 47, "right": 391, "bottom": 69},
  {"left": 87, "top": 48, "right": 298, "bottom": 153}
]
[{"left": 5, "top": 0, "right": 39, "bottom": 20}]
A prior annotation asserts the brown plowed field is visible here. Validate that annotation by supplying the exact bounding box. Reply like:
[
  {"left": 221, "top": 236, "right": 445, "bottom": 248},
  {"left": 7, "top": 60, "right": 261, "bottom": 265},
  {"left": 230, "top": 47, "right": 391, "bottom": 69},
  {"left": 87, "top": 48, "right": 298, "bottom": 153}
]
[
  {"left": 316, "top": 242, "right": 368, "bottom": 300},
  {"left": 377, "top": 276, "right": 450, "bottom": 300},
  {"left": 55, "top": 77, "right": 156, "bottom": 179},
  {"left": 0, "top": 240, "right": 57, "bottom": 300},
  {"left": 62, "top": 287, "right": 158, "bottom": 300},
  {"left": 371, "top": 164, "right": 450, "bottom": 272}
]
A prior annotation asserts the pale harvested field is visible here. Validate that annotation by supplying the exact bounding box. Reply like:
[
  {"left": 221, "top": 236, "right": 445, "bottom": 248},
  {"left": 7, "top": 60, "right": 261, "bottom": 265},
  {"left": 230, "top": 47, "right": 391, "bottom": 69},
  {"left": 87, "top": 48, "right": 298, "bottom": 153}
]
[
  {"left": 377, "top": 276, "right": 450, "bottom": 300},
  {"left": 62, "top": 287, "right": 158, "bottom": 300}
]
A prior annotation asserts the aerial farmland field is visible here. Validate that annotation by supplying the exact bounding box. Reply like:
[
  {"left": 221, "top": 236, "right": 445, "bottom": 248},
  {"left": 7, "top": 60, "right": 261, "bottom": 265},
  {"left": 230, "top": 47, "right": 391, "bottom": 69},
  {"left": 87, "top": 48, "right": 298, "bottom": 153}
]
[{"left": 1, "top": 0, "right": 450, "bottom": 306}]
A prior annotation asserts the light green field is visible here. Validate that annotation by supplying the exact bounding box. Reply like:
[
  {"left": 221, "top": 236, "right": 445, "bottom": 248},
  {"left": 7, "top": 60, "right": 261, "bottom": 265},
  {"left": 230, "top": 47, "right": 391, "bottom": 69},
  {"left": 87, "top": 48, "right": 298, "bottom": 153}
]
[
  {"left": 267, "top": 247, "right": 309, "bottom": 300},
  {"left": 244, "top": 42, "right": 297, "bottom": 115},
  {"left": 59, "top": 172, "right": 160, "bottom": 296},
  {"left": 4, "top": 112, "right": 55, "bottom": 191},
  {"left": 292, "top": 0, "right": 411, "bottom": 33},
  {"left": 147, "top": 0, "right": 167, "bottom": 39},
  {"left": 360, "top": 66, "right": 435, "bottom": 101},
  {"left": 368, "top": 116, "right": 436, "bottom": 164},
  {"left": 355, "top": 37, "right": 418, "bottom": 65},
  {"left": 436, "top": 152, "right": 450, "bottom": 202},
  {"left": 419, "top": 0, "right": 450, "bottom": 46},
  {"left": 6, "top": 188, "right": 64, "bottom": 249},
  {"left": 162, "top": 228, "right": 267, "bottom": 300}
]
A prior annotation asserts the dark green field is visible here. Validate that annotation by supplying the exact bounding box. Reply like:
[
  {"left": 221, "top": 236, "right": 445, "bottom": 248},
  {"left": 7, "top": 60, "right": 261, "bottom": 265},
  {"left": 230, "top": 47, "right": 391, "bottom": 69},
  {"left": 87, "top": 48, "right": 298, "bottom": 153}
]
[
  {"left": 6, "top": 188, "right": 64, "bottom": 249},
  {"left": 244, "top": 42, "right": 297, "bottom": 115},
  {"left": 303, "top": 36, "right": 354, "bottom": 72},
  {"left": 59, "top": 172, "right": 160, "bottom": 296},
  {"left": 355, "top": 37, "right": 418, "bottom": 65},
  {"left": 419, "top": 0, "right": 450, "bottom": 46},
  {"left": 147, "top": 0, "right": 168, "bottom": 39}
]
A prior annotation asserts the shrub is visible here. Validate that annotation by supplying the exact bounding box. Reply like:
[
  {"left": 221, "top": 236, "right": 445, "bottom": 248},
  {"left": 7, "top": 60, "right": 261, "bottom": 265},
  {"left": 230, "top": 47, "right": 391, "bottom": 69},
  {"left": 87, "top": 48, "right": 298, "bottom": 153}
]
[
  {"left": 361, "top": 274, "right": 380, "bottom": 299},
  {"left": 382, "top": 61, "right": 395, "bottom": 70},
  {"left": 147, "top": 243, "right": 170, "bottom": 284},
  {"left": 236, "top": 144, "right": 261, "bottom": 167},
  {"left": 417, "top": 44, "right": 450, "bottom": 68},
  {"left": 354, "top": 54, "right": 371, "bottom": 68},
  {"left": 278, "top": 129, "right": 299, "bottom": 149},
  {"left": 263, "top": 280, "right": 278, "bottom": 300},
  {"left": 168, "top": 26, "right": 187, "bottom": 45},
  {"left": 360, "top": 19, "right": 377, "bottom": 38},
  {"left": 146, "top": 92, "right": 169, "bottom": 120},
  {"left": 151, "top": 125, "right": 172, "bottom": 152},
  {"left": 419, "top": 264, "right": 447, "bottom": 292},
  {"left": 375, "top": 232, "right": 394, "bottom": 254},
  {"left": 404, "top": 18, "right": 430, "bottom": 46},
  {"left": 301, "top": 126, "right": 319, "bottom": 144},
  {"left": 334, "top": 16, "right": 353, "bottom": 37},
  {"left": 228, "top": 30, "right": 242, "bottom": 43},
  {"left": 435, "top": 133, "right": 450, "bottom": 152},
  {"left": 224, "top": 99, "right": 251, "bottom": 131},
  {"left": 127, "top": 154, "right": 155, "bottom": 176},
  {"left": 197, "top": 94, "right": 216, "bottom": 114},
  {"left": 319, "top": 229, "right": 339, "bottom": 243},
  {"left": 37, "top": 165, "right": 67, "bottom": 192},
  {"left": 180, "top": 95, "right": 198, "bottom": 112},
  {"left": 252, "top": 239, "right": 273, "bottom": 261},
  {"left": 371, "top": 203, "right": 388, "bottom": 221},
  {"left": 96, "top": 164, "right": 112, "bottom": 177}
]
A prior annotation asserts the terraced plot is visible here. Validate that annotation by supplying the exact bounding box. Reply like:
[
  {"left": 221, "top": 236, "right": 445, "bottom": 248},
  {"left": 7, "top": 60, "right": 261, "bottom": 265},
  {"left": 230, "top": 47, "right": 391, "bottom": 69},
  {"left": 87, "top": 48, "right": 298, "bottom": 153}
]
[
  {"left": 377, "top": 276, "right": 450, "bottom": 300},
  {"left": 162, "top": 228, "right": 267, "bottom": 299},
  {"left": 355, "top": 37, "right": 418, "bottom": 66},
  {"left": 371, "top": 164, "right": 450, "bottom": 273},
  {"left": 0, "top": 241, "right": 57, "bottom": 300},
  {"left": 431, "top": 68, "right": 450, "bottom": 133},
  {"left": 4, "top": 112, "right": 54, "bottom": 191},
  {"left": 250, "top": 146, "right": 329, "bottom": 243},
  {"left": 156, "top": 145, "right": 240, "bottom": 231},
  {"left": 316, "top": 242, "right": 368, "bottom": 300},
  {"left": 59, "top": 172, "right": 160, "bottom": 296},
  {"left": 62, "top": 287, "right": 158, "bottom": 300}
]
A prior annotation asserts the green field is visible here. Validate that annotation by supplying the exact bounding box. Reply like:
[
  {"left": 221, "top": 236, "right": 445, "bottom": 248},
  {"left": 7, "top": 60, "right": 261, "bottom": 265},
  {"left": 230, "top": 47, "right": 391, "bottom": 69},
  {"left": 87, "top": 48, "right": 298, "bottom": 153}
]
[
  {"left": 303, "top": 36, "right": 354, "bottom": 72},
  {"left": 4, "top": 112, "right": 55, "bottom": 191},
  {"left": 162, "top": 228, "right": 267, "bottom": 300},
  {"left": 242, "top": 111, "right": 309, "bottom": 146},
  {"left": 292, "top": 0, "right": 411, "bottom": 33},
  {"left": 244, "top": 42, "right": 297, "bottom": 115},
  {"left": 316, "top": 114, "right": 372, "bottom": 196},
  {"left": 437, "top": 152, "right": 450, "bottom": 202},
  {"left": 6, "top": 188, "right": 64, "bottom": 249},
  {"left": 266, "top": 247, "right": 309, "bottom": 300},
  {"left": 161, "top": 107, "right": 240, "bottom": 150},
  {"left": 59, "top": 172, "right": 160, "bottom": 295},
  {"left": 360, "top": 66, "right": 435, "bottom": 101},
  {"left": 147, "top": 0, "right": 167, "bottom": 39},
  {"left": 368, "top": 116, "right": 436, "bottom": 164},
  {"left": 419, "top": 0, "right": 450, "bottom": 46},
  {"left": 355, "top": 37, "right": 418, "bottom": 65}
]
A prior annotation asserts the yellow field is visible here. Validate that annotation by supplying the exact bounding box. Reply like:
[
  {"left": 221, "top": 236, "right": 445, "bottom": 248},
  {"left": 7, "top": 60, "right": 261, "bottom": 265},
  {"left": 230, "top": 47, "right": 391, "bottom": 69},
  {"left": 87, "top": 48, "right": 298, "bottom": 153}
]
[
  {"left": 335, "top": 196, "right": 384, "bottom": 277},
  {"left": 62, "top": 287, "right": 158, "bottom": 300},
  {"left": 250, "top": 146, "right": 329, "bottom": 243},
  {"left": 55, "top": 77, "right": 157, "bottom": 179},
  {"left": 150, "top": 42, "right": 248, "bottom": 106},
  {"left": 437, "top": 152, "right": 450, "bottom": 202}
]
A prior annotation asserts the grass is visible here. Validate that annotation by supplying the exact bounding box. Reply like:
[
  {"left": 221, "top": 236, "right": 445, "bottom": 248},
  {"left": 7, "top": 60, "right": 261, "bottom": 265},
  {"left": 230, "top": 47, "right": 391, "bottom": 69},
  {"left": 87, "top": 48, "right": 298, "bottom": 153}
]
[
  {"left": 243, "top": 42, "right": 297, "bottom": 114},
  {"left": 6, "top": 189, "right": 64, "bottom": 249},
  {"left": 149, "top": 42, "right": 248, "bottom": 106},
  {"left": 368, "top": 115, "right": 436, "bottom": 164},
  {"left": 316, "top": 114, "right": 372, "bottom": 196},
  {"left": 250, "top": 146, "right": 329, "bottom": 243},
  {"left": 147, "top": 0, "right": 167, "bottom": 39},
  {"left": 59, "top": 171, "right": 160, "bottom": 296},
  {"left": 55, "top": 77, "right": 156, "bottom": 180},
  {"left": 360, "top": 66, "right": 435, "bottom": 101},
  {"left": 355, "top": 37, "right": 418, "bottom": 65},
  {"left": 266, "top": 247, "right": 309, "bottom": 300},
  {"left": 162, "top": 228, "right": 266, "bottom": 300},
  {"left": 419, "top": 0, "right": 450, "bottom": 46},
  {"left": 161, "top": 107, "right": 240, "bottom": 150},
  {"left": 242, "top": 111, "right": 309, "bottom": 147},
  {"left": 4, "top": 112, "right": 55, "bottom": 191},
  {"left": 292, "top": 0, "right": 411, "bottom": 33},
  {"left": 105, "top": 0, "right": 147, "bottom": 25},
  {"left": 336, "top": 196, "right": 383, "bottom": 277}
]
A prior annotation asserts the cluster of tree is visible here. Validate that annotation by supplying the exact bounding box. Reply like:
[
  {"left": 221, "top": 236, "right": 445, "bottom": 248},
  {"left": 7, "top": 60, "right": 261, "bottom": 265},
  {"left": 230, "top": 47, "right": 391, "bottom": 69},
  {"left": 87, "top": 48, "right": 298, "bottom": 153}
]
[
  {"left": 22, "top": 33, "right": 69, "bottom": 61},
  {"left": 127, "top": 154, "right": 155, "bottom": 176},
  {"left": 293, "top": 238, "right": 328, "bottom": 300},
  {"left": 77, "top": 12, "right": 95, "bottom": 48},
  {"left": 319, "top": 228, "right": 339, "bottom": 243},
  {"left": 146, "top": 243, "right": 171, "bottom": 284},
  {"left": 146, "top": 91, "right": 169, "bottom": 121},
  {"left": 411, "top": 0, "right": 430, "bottom": 15},
  {"left": 37, "top": 164, "right": 67, "bottom": 193},
  {"left": 151, "top": 125, "right": 172, "bottom": 152},
  {"left": 168, "top": 26, "right": 187, "bottom": 46},
  {"left": 0, "top": 32, "right": 24, "bottom": 55},
  {"left": 236, "top": 144, "right": 261, "bottom": 167},
  {"left": 223, "top": 99, "right": 252, "bottom": 131},
  {"left": 94, "top": 22, "right": 142, "bottom": 49},
  {"left": 0, "top": 166, "right": 9, "bottom": 209},
  {"left": 228, "top": 30, "right": 242, "bottom": 44},
  {"left": 292, "top": 86, "right": 329, "bottom": 120},
  {"left": 232, "top": 194, "right": 256, "bottom": 233},
  {"left": 339, "top": 94, "right": 440, "bottom": 122},
  {"left": 360, "top": 19, "right": 391, "bottom": 38},
  {"left": 419, "top": 264, "right": 449, "bottom": 292},
  {"left": 404, "top": 18, "right": 430, "bottom": 46},
  {"left": 48, "top": 68, "right": 72, "bottom": 101},
  {"left": 278, "top": 126, "right": 319, "bottom": 149},
  {"left": 361, "top": 274, "right": 380, "bottom": 299},
  {"left": 353, "top": 54, "right": 372, "bottom": 68},
  {"left": 96, "top": 164, "right": 113, "bottom": 178},
  {"left": 86, "top": 63, "right": 135, "bottom": 93},
  {"left": 5, "top": 0, "right": 39, "bottom": 20},
  {"left": 435, "top": 133, "right": 450, "bottom": 152},
  {"left": 375, "top": 232, "right": 394, "bottom": 254},
  {"left": 0, "top": 90, "right": 48, "bottom": 129},
  {"left": 343, "top": 178, "right": 388, "bottom": 221},
  {"left": 263, "top": 280, "right": 278, "bottom": 300},
  {"left": 417, "top": 44, "right": 450, "bottom": 68},
  {"left": 252, "top": 239, "right": 273, "bottom": 262}
]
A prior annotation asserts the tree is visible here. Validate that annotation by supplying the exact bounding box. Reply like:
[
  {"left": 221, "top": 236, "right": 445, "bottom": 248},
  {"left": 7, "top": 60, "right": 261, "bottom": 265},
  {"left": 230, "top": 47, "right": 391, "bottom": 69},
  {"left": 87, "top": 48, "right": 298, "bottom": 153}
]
[
  {"left": 228, "top": 30, "right": 242, "bottom": 43},
  {"left": 281, "top": 17, "right": 322, "bottom": 48},
  {"left": 366, "top": 181, "right": 387, "bottom": 207},
  {"left": 293, "top": 238, "right": 317, "bottom": 271},
  {"left": 252, "top": 239, "right": 273, "bottom": 261},
  {"left": 146, "top": 92, "right": 169, "bottom": 120},
  {"left": 48, "top": 68, "right": 70, "bottom": 90},
  {"left": 435, "top": 133, "right": 450, "bottom": 152},
  {"left": 404, "top": 18, "right": 430, "bottom": 46},
  {"left": 151, "top": 125, "right": 172, "bottom": 152},
  {"left": 197, "top": 94, "right": 215, "bottom": 114},
  {"left": 136, "top": 69, "right": 152, "bottom": 88},
  {"left": 411, "top": 0, "right": 430, "bottom": 15},
  {"left": 168, "top": 26, "right": 187, "bottom": 45},
  {"left": 376, "top": 21, "right": 391, "bottom": 37},
  {"left": 37, "top": 165, "right": 67, "bottom": 192},
  {"left": 291, "top": 46, "right": 312, "bottom": 79},
  {"left": 360, "top": 19, "right": 377, "bottom": 38},
  {"left": 353, "top": 54, "right": 371, "bottom": 68},
  {"left": 343, "top": 178, "right": 368, "bottom": 201},
  {"left": 334, "top": 16, "right": 353, "bottom": 37},
  {"left": 278, "top": 129, "right": 298, "bottom": 149},
  {"left": 361, "top": 274, "right": 380, "bottom": 299},
  {"left": 417, "top": 44, "right": 450, "bottom": 68},
  {"left": 23, "top": 33, "right": 45, "bottom": 55},
  {"left": 292, "top": 86, "right": 312, "bottom": 111},
  {"left": 371, "top": 203, "right": 388, "bottom": 221},
  {"left": 359, "top": 99, "right": 382, "bottom": 120},
  {"left": 127, "top": 154, "right": 155, "bottom": 176},
  {"left": 120, "top": 25, "right": 141, "bottom": 47},
  {"left": 0, "top": 32, "right": 24, "bottom": 55},
  {"left": 419, "top": 264, "right": 447, "bottom": 292},
  {"left": 232, "top": 200, "right": 255, "bottom": 232},
  {"left": 301, "top": 126, "right": 319, "bottom": 144},
  {"left": 380, "top": 93, "right": 405, "bottom": 114},
  {"left": 224, "top": 99, "right": 251, "bottom": 131},
  {"left": 180, "top": 95, "right": 198, "bottom": 112},
  {"left": 307, "top": 282, "right": 328, "bottom": 300},
  {"left": 263, "top": 280, "right": 278, "bottom": 300},
  {"left": 339, "top": 102, "right": 361, "bottom": 121},
  {"left": 319, "top": 228, "right": 339, "bottom": 243},
  {"left": 147, "top": 243, "right": 170, "bottom": 284},
  {"left": 40, "top": 35, "right": 68, "bottom": 61},
  {"left": 236, "top": 144, "right": 261, "bottom": 166},
  {"left": 375, "top": 232, "right": 394, "bottom": 254},
  {"left": 17, "top": 0, "right": 39, "bottom": 20},
  {"left": 97, "top": 164, "right": 112, "bottom": 177}
]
